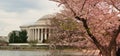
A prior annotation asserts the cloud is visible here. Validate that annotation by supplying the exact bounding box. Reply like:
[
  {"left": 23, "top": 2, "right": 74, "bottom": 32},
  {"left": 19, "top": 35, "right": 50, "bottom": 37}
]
[
  {"left": 0, "top": 0, "right": 59, "bottom": 12},
  {"left": 0, "top": 0, "right": 61, "bottom": 36},
  {"left": 0, "top": 0, "right": 34, "bottom": 12}
]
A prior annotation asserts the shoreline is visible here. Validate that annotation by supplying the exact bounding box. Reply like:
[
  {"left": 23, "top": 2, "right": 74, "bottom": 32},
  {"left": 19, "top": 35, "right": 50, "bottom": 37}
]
[{"left": 0, "top": 45, "right": 75, "bottom": 51}]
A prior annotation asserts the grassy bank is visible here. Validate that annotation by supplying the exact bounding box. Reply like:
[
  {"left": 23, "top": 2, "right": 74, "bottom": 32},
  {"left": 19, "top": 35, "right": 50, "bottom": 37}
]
[
  {"left": 0, "top": 45, "right": 79, "bottom": 51},
  {"left": 0, "top": 45, "right": 49, "bottom": 51}
]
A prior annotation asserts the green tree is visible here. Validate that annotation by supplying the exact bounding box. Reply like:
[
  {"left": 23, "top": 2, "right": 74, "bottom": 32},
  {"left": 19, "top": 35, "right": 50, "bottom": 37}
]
[
  {"left": 19, "top": 30, "right": 28, "bottom": 43},
  {"left": 9, "top": 31, "right": 18, "bottom": 43},
  {"left": 9, "top": 30, "right": 28, "bottom": 43}
]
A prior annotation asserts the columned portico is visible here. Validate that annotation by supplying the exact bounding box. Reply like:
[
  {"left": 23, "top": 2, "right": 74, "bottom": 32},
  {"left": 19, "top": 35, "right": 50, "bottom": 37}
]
[
  {"left": 20, "top": 15, "right": 53, "bottom": 43},
  {"left": 27, "top": 28, "right": 50, "bottom": 43}
]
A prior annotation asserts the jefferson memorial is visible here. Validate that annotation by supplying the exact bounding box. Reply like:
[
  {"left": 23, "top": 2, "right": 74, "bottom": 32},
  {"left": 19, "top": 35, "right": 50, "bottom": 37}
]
[{"left": 20, "top": 15, "right": 54, "bottom": 43}]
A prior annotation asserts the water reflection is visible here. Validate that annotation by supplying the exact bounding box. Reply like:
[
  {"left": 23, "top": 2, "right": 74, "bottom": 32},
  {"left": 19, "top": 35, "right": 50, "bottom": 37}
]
[
  {"left": 49, "top": 50, "right": 82, "bottom": 56},
  {"left": 0, "top": 50, "right": 83, "bottom": 56},
  {"left": 0, "top": 50, "right": 50, "bottom": 56}
]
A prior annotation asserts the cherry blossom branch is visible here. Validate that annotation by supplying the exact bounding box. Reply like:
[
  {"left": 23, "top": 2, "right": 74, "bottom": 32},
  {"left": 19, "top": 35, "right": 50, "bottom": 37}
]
[
  {"left": 109, "top": 25, "right": 120, "bottom": 51},
  {"left": 63, "top": 0, "right": 104, "bottom": 50},
  {"left": 75, "top": 16, "right": 104, "bottom": 51}
]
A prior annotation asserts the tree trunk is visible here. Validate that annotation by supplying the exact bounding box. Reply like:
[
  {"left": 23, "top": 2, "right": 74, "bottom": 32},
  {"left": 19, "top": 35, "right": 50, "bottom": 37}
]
[
  {"left": 111, "top": 49, "right": 116, "bottom": 56},
  {"left": 100, "top": 48, "right": 116, "bottom": 56},
  {"left": 111, "top": 46, "right": 117, "bottom": 56},
  {"left": 75, "top": 16, "right": 119, "bottom": 56},
  {"left": 101, "top": 50, "right": 111, "bottom": 56}
]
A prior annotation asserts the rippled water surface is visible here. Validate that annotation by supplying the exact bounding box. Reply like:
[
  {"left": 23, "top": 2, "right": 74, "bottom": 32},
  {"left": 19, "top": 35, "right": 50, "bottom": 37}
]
[
  {"left": 0, "top": 50, "right": 81, "bottom": 56},
  {"left": 0, "top": 50, "right": 50, "bottom": 56}
]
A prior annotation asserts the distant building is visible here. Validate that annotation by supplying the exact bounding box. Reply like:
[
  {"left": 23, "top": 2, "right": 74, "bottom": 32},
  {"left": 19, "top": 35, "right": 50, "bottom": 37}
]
[
  {"left": 0, "top": 36, "right": 8, "bottom": 46},
  {"left": 20, "top": 15, "right": 54, "bottom": 43},
  {"left": 0, "top": 36, "right": 9, "bottom": 42}
]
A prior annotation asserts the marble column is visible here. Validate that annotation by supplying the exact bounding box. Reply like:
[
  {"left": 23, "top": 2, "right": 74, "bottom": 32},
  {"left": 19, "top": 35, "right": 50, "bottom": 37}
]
[
  {"left": 32, "top": 29, "right": 33, "bottom": 41},
  {"left": 29, "top": 29, "right": 32, "bottom": 41},
  {"left": 41, "top": 28, "right": 43, "bottom": 42},
  {"left": 35, "top": 29, "right": 37, "bottom": 41},
  {"left": 37, "top": 28, "right": 40, "bottom": 42},
  {"left": 45, "top": 28, "right": 47, "bottom": 40},
  {"left": 33, "top": 29, "right": 35, "bottom": 41},
  {"left": 49, "top": 29, "right": 51, "bottom": 38},
  {"left": 27, "top": 29, "right": 29, "bottom": 41}
]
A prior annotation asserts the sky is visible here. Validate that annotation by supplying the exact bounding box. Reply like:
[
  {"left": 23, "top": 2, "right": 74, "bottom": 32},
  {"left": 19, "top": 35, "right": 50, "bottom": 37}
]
[{"left": 0, "top": 0, "right": 61, "bottom": 36}]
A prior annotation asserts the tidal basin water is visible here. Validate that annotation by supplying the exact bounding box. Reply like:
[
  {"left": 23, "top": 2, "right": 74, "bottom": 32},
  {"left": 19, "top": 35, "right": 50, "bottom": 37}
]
[
  {"left": 0, "top": 50, "right": 50, "bottom": 56},
  {"left": 0, "top": 50, "right": 82, "bottom": 56}
]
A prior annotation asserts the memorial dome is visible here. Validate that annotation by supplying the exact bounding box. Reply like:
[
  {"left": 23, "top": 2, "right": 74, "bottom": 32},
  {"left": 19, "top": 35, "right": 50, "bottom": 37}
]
[
  {"left": 20, "top": 14, "right": 55, "bottom": 43},
  {"left": 35, "top": 14, "right": 55, "bottom": 25}
]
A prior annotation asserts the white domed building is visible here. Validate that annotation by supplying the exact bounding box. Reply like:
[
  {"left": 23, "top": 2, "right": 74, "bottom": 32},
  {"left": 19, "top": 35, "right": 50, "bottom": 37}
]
[{"left": 20, "top": 15, "right": 54, "bottom": 43}]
